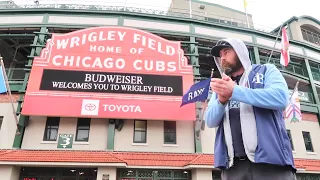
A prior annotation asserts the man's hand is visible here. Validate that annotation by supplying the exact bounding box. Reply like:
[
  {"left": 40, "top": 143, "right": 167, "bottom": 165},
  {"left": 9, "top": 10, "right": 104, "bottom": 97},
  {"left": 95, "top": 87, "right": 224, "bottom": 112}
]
[
  {"left": 217, "top": 94, "right": 229, "bottom": 104},
  {"left": 211, "top": 77, "right": 236, "bottom": 104}
]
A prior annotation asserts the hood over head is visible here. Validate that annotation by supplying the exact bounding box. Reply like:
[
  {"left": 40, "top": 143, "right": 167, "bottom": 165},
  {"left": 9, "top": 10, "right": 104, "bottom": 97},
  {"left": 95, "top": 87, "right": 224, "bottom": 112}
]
[{"left": 211, "top": 38, "right": 252, "bottom": 71}]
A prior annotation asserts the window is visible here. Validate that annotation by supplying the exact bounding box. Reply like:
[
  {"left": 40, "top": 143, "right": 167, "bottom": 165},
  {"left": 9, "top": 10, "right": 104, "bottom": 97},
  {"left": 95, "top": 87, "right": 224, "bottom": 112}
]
[
  {"left": 133, "top": 120, "right": 147, "bottom": 143},
  {"left": 302, "top": 131, "right": 314, "bottom": 152},
  {"left": 0, "top": 116, "right": 3, "bottom": 130},
  {"left": 76, "top": 118, "right": 91, "bottom": 142},
  {"left": 286, "top": 130, "right": 294, "bottom": 151},
  {"left": 164, "top": 121, "right": 177, "bottom": 144},
  {"left": 43, "top": 117, "right": 60, "bottom": 141}
]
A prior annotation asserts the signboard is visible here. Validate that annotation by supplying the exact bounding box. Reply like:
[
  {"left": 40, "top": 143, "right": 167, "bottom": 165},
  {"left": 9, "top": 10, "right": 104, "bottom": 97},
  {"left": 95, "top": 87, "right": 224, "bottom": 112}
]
[
  {"left": 22, "top": 26, "right": 195, "bottom": 121},
  {"left": 57, "top": 134, "right": 73, "bottom": 148},
  {"left": 102, "top": 174, "right": 110, "bottom": 180},
  {"left": 288, "top": 89, "right": 310, "bottom": 102}
]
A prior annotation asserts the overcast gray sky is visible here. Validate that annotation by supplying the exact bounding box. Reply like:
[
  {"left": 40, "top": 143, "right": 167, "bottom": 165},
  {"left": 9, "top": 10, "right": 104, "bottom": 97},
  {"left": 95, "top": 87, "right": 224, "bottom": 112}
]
[
  {"left": 11, "top": 0, "right": 320, "bottom": 30},
  {"left": 209, "top": 0, "right": 320, "bottom": 29}
]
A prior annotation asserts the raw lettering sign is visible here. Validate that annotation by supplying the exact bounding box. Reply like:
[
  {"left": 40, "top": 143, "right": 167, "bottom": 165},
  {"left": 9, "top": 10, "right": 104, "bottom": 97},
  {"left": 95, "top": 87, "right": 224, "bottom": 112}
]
[
  {"left": 22, "top": 26, "right": 195, "bottom": 121},
  {"left": 181, "top": 78, "right": 211, "bottom": 107}
]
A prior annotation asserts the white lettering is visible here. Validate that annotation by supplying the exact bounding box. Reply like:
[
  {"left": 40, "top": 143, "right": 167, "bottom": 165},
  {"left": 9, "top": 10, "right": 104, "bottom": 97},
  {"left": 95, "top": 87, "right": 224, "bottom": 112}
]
[
  {"left": 55, "top": 30, "right": 128, "bottom": 49},
  {"left": 82, "top": 56, "right": 91, "bottom": 68},
  {"left": 133, "top": 33, "right": 141, "bottom": 44},
  {"left": 88, "top": 32, "right": 97, "bottom": 42},
  {"left": 156, "top": 61, "right": 165, "bottom": 71},
  {"left": 103, "top": 104, "right": 142, "bottom": 113},
  {"left": 153, "top": 86, "right": 173, "bottom": 94},
  {"left": 107, "top": 31, "right": 116, "bottom": 40},
  {"left": 148, "top": 38, "right": 156, "bottom": 50},
  {"left": 89, "top": 45, "right": 122, "bottom": 53},
  {"left": 99, "top": 31, "right": 107, "bottom": 41},
  {"left": 252, "top": 73, "right": 264, "bottom": 84},
  {"left": 167, "top": 62, "right": 176, "bottom": 72},
  {"left": 84, "top": 74, "right": 143, "bottom": 84},
  {"left": 51, "top": 56, "right": 126, "bottom": 69},
  {"left": 118, "top": 31, "right": 126, "bottom": 41},
  {"left": 54, "top": 31, "right": 175, "bottom": 56},
  {"left": 70, "top": 36, "right": 80, "bottom": 48},
  {"left": 133, "top": 33, "right": 176, "bottom": 56},
  {"left": 56, "top": 39, "right": 69, "bottom": 49},
  {"left": 120, "top": 85, "right": 152, "bottom": 92},
  {"left": 51, "top": 81, "right": 92, "bottom": 90},
  {"left": 52, "top": 55, "right": 62, "bottom": 66},
  {"left": 64, "top": 56, "right": 74, "bottom": 67},
  {"left": 133, "top": 60, "right": 142, "bottom": 70},
  {"left": 52, "top": 56, "right": 177, "bottom": 72},
  {"left": 187, "top": 88, "right": 205, "bottom": 100},
  {"left": 133, "top": 60, "right": 177, "bottom": 72},
  {"left": 89, "top": 45, "right": 96, "bottom": 52}
]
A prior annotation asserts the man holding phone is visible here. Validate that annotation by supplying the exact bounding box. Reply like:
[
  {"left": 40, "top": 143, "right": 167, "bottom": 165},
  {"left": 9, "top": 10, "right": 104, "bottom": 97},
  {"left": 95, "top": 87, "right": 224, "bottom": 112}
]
[{"left": 205, "top": 38, "right": 296, "bottom": 180}]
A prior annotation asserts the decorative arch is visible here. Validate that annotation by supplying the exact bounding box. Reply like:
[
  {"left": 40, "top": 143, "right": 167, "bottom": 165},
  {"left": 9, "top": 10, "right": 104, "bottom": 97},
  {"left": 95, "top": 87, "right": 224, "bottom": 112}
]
[
  {"left": 300, "top": 24, "right": 320, "bottom": 45},
  {"left": 298, "top": 15, "right": 320, "bottom": 26}
]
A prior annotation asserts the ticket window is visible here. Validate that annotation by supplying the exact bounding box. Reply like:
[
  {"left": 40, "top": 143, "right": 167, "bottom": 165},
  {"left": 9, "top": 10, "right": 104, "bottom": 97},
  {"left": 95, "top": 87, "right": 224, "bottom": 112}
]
[{"left": 20, "top": 167, "right": 97, "bottom": 180}]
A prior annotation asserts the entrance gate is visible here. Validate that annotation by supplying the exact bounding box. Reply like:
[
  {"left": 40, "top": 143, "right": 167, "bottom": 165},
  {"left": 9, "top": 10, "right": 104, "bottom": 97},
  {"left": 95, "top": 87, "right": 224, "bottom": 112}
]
[{"left": 117, "top": 169, "right": 190, "bottom": 180}]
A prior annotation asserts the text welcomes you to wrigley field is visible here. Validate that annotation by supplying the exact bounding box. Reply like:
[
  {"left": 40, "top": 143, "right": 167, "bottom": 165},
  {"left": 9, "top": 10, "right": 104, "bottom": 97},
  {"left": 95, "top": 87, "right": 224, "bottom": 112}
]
[{"left": 39, "top": 69, "right": 183, "bottom": 96}]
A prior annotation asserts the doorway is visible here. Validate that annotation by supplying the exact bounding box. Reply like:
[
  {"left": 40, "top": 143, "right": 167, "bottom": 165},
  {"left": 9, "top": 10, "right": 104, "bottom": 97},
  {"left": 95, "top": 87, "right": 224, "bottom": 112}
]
[{"left": 117, "top": 169, "right": 191, "bottom": 180}]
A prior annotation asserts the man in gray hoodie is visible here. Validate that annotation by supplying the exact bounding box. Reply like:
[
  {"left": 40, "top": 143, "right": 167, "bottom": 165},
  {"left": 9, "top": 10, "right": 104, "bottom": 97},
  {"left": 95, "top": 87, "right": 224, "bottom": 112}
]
[{"left": 206, "top": 38, "right": 296, "bottom": 180}]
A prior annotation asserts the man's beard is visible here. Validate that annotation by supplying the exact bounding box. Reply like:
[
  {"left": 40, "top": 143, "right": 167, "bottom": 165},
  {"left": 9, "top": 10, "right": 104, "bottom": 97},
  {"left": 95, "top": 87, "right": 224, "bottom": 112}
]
[{"left": 222, "top": 57, "right": 242, "bottom": 76}]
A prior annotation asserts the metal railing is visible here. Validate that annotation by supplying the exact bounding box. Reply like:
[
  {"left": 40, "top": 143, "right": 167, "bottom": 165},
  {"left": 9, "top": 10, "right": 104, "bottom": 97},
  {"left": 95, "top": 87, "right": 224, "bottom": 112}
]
[
  {"left": 0, "top": 3, "right": 274, "bottom": 33},
  {"left": 259, "top": 56, "right": 307, "bottom": 77},
  {"left": 301, "top": 28, "right": 320, "bottom": 46},
  {"left": 312, "top": 72, "right": 320, "bottom": 82},
  {"left": 5, "top": 68, "right": 26, "bottom": 81},
  {"left": 207, "top": 91, "right": 315, "bottom": 103}
]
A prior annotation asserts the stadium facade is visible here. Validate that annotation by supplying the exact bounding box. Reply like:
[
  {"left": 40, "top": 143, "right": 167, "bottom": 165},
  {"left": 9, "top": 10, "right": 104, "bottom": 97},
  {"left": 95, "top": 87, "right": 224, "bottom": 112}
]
[{"left": 0, "top": 0, "right": 319, "bottom": 180}]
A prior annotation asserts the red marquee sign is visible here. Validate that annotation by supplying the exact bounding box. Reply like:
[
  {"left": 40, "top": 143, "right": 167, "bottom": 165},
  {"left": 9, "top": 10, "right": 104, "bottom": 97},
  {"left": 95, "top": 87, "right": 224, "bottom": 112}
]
[{"left": 22, "top": 26, "right": 195, "bottom": 121}]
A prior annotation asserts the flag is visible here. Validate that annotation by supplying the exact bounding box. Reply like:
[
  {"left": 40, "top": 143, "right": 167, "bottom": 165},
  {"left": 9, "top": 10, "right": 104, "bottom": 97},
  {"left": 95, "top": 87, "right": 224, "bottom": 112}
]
[
  {"left": 285, "top": 81, "right": 302, "bottom": 123},
  {"left": 243, "top": 0, "right": 247, "bottom": 9},
  {"left": 181, "top": 78, "right": 211, "bottom": 107},
  {"left": 243, "top": 0, "right": 250, "bottom": 28},
  {"left": 0, "top": 57, "right": 21, "bottom": 135},
  {"left": 0, "top": 63, "right": 7, "bottom": 94},
  {"left": 280, "top": 27, "right": 290, "bottom": 67}
]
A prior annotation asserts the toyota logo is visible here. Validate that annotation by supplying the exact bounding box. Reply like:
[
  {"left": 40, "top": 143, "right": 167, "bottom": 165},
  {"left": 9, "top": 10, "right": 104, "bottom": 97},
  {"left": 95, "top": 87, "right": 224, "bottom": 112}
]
[{"left": 85, "top": 103, "right": 96, "bottom": 111}]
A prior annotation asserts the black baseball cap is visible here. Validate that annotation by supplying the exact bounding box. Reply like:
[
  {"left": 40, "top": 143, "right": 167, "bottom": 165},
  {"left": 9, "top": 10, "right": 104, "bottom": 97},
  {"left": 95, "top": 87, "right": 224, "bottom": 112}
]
[{"left": 210, "top": 40, "right": 233, "bottom": 57}]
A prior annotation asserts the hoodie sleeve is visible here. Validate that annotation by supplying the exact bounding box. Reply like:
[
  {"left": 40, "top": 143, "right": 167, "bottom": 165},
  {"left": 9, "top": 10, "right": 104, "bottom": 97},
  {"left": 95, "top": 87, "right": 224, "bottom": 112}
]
[
  {"left": 205, "top": 92, "right": 226, "bottom": 128},
  {"left": 231, "top": 64, "right": 289, "bottom": 110}
]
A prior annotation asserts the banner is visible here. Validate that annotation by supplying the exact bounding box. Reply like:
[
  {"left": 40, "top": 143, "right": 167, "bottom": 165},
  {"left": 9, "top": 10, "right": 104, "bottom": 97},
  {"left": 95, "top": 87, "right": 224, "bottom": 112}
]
[
  {"left": 0, "top": 62, "right": 7, "bottom": 94},
  {"left": 22, "top": 26, "right": 195, "bottom": 121},
  {"left": 180, "top": 78, "right": 210, "bottom": 107}
]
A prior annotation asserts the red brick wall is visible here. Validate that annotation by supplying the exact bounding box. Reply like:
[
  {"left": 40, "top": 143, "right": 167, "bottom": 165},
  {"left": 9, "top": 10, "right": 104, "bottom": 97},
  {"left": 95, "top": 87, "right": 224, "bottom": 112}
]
[
  {"left": 302, "top": 113, "right": 319, "bottom": 122},
  {"left": 0, "top": 94, "right": 20, "bottom": 103}
]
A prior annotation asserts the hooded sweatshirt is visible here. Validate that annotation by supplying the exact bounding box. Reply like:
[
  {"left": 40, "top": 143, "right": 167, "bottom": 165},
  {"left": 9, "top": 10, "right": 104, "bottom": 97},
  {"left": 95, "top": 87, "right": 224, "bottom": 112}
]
[{"left": 205, "top": 38, "right": 295, "bottom": 170}]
